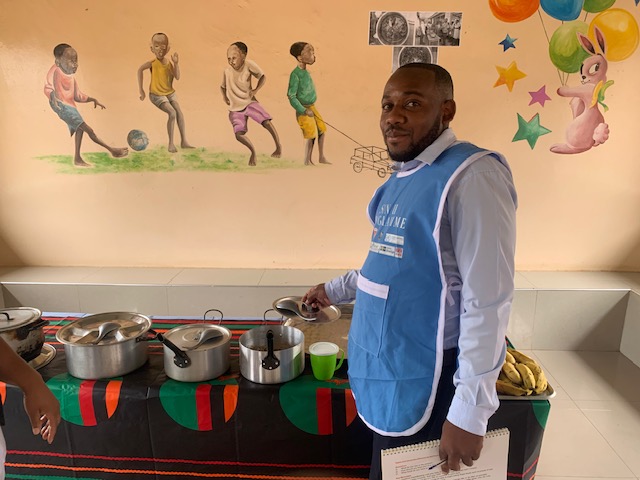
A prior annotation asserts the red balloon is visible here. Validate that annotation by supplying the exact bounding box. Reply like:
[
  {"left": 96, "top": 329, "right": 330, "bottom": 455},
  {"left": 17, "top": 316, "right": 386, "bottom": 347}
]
[{"left": 489, "top": 0, "right": 541, "bottom": 22}]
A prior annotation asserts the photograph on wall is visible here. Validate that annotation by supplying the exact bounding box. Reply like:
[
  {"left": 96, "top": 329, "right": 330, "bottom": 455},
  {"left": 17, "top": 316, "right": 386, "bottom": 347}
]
[
  {"left": 369, "top": 11, "right": 462, "bottom": 47},
  {"left": 392, "top": 46, "right": 439, "bottom": 71}
]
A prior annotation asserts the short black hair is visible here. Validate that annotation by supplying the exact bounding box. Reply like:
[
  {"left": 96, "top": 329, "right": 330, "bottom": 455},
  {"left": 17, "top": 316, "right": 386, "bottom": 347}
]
[
  {"left": 397, "top": 62, "right": 454, "bottom": 100},
  {"left": 151, "top": 32, "right": 169, "bottom": 43},
  {"left": 290, "top": 42, "right": 308, "bottom": 58},
  {"left": 53, "top": 43, "right": 72, "bottom": 59},
  {"left": 231, "top": 42, "right": 248, "bottom": 55}
]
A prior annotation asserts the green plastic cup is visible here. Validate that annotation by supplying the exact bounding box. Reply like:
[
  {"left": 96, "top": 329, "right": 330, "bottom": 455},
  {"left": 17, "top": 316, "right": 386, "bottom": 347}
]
[{"left": 309, "top": 341, "right": 345, "bottom": 381}]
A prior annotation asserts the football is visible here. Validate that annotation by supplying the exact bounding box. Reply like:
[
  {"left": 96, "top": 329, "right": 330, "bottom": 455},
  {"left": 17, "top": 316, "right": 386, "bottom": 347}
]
[{"left": 127, "top": 129, "right": 149, "bottom": 151}]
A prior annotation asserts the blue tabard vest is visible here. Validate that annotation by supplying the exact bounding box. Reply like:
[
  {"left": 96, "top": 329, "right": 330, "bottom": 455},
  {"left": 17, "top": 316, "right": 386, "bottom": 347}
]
[{"left": 348, "top": 141, "right": 503, "bottom": 435}]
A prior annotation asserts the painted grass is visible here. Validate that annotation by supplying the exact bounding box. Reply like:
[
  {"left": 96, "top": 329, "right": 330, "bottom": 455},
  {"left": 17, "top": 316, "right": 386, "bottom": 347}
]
[{"left": 36, "top": 146, "right": 303, "bottom": 174}]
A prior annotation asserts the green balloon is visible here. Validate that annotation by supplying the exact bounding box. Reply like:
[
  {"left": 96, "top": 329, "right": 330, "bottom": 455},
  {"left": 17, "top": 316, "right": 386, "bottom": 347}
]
[
  {"left": 549, "top": 21, "right": 591, "bottom": 73},
  {"left": 583, "top": 0, "right": 616, "bottom": 13}
]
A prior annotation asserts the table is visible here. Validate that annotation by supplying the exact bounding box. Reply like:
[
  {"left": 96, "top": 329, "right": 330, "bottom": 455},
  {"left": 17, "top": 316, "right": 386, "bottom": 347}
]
[{"left": 1, "top": 314, "right": 550, "bottom": 480}]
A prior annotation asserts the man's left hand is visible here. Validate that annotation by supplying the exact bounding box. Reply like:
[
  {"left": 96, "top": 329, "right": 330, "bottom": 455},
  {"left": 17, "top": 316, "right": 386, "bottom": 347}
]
[{"left": 438, "top": 420, "right": 483, "bottom": 474}]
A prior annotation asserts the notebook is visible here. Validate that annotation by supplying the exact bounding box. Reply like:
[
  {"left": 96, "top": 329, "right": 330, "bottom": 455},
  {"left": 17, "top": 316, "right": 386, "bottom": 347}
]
[{"left": 381, "top": 427, "right": 510, "bottom": 480}]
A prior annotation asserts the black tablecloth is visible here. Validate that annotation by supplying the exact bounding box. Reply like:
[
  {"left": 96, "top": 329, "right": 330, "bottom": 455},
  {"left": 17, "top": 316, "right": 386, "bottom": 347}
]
[{"left": 0, "top": 314, "right": 550, "bottom": 480}]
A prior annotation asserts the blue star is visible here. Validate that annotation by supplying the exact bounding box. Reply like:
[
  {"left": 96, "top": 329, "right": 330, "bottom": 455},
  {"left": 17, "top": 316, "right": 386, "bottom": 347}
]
[
  {"left": 499, "top": 34, "right": 517, "bottom": 52},
  {"left": 512, "top": 113, "right": 551, "bottom": 149}
]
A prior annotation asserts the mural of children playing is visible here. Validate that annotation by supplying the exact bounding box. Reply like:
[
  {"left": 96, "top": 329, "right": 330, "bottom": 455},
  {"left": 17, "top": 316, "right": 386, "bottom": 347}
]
[
  {"left": 44, "top": 43, "right": 128, "bottom": 167},
  {"left": 287, "top": 42, "right": 330, "bottom": 166},
  {"left": 137, "top": 32, "right": 194, "bottom": 153},
  {"left": 221, "top": 42, "right": 282, "bottom": 166}
]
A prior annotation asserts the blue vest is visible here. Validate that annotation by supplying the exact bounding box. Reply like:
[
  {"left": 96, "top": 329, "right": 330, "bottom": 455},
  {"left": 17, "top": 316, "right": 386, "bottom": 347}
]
[{"left": 348, "top": 142, "right": 501, "bottom": 435}]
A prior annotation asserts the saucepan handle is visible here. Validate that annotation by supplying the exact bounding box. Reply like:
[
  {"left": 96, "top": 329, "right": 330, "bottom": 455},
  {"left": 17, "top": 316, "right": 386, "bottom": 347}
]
[{"left": 147, "top": 328, "right": 191, "bottom": 368}]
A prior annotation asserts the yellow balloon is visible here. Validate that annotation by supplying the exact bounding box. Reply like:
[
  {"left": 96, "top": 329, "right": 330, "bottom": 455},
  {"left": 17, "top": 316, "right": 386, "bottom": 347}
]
[{"left": 589, "top": 8, "right": 639, "bottom": 61}]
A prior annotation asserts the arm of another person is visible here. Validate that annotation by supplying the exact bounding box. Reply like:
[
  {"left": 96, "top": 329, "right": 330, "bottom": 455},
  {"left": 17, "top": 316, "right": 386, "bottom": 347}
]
[
  {"left": 0, "top": 338, "right": 61, "bottom": 444},
  {"left": 302, "top": 270, "right": 360, "bottom": 308},
  {"left": 286, "top": 71, "right": 306, "bottom": 115},
  {"left": 439, "top": 157, "right": 517, "bottom": 473}
]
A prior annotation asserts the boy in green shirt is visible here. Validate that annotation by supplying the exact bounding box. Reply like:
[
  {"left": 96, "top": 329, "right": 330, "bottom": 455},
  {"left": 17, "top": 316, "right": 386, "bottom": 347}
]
[{"left": 287, "top": 42, "right": 330, "bottom": 166}]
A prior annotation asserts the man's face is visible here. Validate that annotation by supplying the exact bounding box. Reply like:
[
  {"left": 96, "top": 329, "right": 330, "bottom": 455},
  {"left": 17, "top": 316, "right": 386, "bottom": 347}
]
[
  {"left": 380, "top": 68, "right": 455, "bottom": 162},
  {"left": 151, "top": 35, "right": 169, "bottom": 60},
  {"left": 227, "top": 45, "right": 246, "bottom": 71},
  {"left": 56, "top": 47, "right": 78, "bottom": 75},
  {"left": 298, "top": 44, "right": 315, "bottom": 65}
]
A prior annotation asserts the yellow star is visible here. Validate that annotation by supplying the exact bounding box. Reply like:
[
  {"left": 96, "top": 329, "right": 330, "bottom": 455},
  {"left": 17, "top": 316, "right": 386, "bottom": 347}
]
[{"left": 494, "top": 61, "right": 527, "bottom": 92}]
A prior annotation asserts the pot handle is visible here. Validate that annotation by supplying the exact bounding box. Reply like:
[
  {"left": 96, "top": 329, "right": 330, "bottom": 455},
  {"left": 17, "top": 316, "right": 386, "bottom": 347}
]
[
  {"left": 148, "top": 328, "right": 191, "bottom": 369},
  {"left": 16, "top": 318, "right": 49, "bottom": 340},
  {"left": 203, "top": 308, "right": 224, "bottom": 325},
  {"left": 263, "top": 309, "right": 286, "bottom": 325},
  {"left": 261, "top": 329, "right": 280, "bottom": 370},
  {"left": 0, "top": 312, "right": 11, "bottom": 322}
]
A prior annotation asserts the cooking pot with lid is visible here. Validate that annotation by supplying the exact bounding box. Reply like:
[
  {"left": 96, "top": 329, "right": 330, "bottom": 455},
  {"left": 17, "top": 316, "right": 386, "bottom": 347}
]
[
  {"left": 56, "top": 312, "right": 153, "bottom": 379},
  {"left": 239, "top": 325, "right": 304, "bottom": 384},
  {"left": 162, "top": 324, "right": 231, "bottom": 382},
  {"left": 0, "top": 307, "right": 47, "bottom": 362}
]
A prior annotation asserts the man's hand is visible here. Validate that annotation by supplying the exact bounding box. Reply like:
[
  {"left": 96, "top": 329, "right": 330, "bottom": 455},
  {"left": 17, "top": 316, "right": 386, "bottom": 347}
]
[
  {"left": 438, "top": 420, "right": 483, "bottom": 474},
  {"left": 90, "top": 98, "right": 106, "bottom": 110},
  {"left": 304, "top": 108, "right": 314, "bottom": 117},
  {"left": 172, "top": 52, "right": 179, "bottom": 64},
  {"left": 22, "top": 374, "right": 61, "bottom": 444},
  {"left": 302, "top": 283, "right": 332, "bottom": 309}
]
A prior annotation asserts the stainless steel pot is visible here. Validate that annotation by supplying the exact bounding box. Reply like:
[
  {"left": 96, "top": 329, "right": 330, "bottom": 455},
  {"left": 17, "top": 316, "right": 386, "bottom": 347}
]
[
  {"left": 56, "top": 312, "right": 152, "bottom": 379},
  {"left": 0, "top": 307, "right": 47, "bottom": 362},
  {"left": 162, "top": 324, "right": 231, "bottom": 382},
  {"left": 239, "top": 325, "right": 304, "bottom": 384}
]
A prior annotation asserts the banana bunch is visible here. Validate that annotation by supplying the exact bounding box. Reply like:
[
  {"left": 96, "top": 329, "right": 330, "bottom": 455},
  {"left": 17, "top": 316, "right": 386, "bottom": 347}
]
[{"left": 496, "top": 348, "right": 548, "bottom": 396}]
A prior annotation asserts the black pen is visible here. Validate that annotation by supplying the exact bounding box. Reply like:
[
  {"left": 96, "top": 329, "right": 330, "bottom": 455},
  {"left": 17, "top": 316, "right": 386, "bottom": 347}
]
[{"left": 428, "top": 459, "right": 447, "bottom": 470}]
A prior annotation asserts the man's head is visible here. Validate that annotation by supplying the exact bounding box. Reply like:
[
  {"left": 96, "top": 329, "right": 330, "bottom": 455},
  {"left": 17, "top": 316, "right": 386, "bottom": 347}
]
[
  {"left": 290, "top": 42, "right": 315, "bottom": 65},
  {"left": 380, "top": 63, "right": 456, "bottom": 163},
  {"left": 150, "top": 33, "right": 170, "bottom": 60},
  {"left": 54, "top": 44, "right": 78, "bottom": 75},
  {"left": 227, "top": 42, "right": 247, "bottom": 70}
]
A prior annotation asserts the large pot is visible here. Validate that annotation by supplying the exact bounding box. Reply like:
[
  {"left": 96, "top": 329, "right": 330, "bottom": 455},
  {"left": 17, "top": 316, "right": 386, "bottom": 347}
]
[
  {"left": 162, "top": 324, "right": 231, "bottom": 382},
  {"left": 0, "top": 307, "right": 47, "bottom": 362},
  {"left": 239, "top": 325, "right": 304, "bottom": 384},
  {"left": 56, "top": 312, "right": 152, "bottom": 379}
]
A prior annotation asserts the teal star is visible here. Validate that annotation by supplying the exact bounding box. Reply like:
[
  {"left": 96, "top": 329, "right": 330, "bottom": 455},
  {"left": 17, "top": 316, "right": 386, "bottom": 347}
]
[
  {"left": 499, "top": 34, "right": 517, "bottom": 51},
  {"left": 512, "top": 113, "right": 551, "bottom": 149}
]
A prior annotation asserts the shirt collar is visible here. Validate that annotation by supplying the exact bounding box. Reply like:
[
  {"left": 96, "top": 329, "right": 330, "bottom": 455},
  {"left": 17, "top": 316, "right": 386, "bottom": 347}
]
[{"left": 392, "top": 128, "right": 457, "bottom": 173}]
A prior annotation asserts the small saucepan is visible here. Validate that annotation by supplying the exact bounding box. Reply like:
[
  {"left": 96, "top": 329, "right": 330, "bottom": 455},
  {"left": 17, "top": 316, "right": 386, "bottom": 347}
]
[{"left": 0, "top": 307, "right": 48, "bottom": 362}]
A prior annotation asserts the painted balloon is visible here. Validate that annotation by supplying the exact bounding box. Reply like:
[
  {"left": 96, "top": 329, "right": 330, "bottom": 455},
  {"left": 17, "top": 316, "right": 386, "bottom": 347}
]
[
  {"left": 549, "top": 21, "right": 591, "bottom": 73},
  {"left": 540, "top": 0, "right": 584, "bottom": 21},
  {"left": 583, "top": 0, "right": 616, "bottom": 13},
  {"left": 589, "top": 8, "right": 639, "bottom": 61},
  {"left": 489, "top": 0, "right": 540, "bottom": 23}
]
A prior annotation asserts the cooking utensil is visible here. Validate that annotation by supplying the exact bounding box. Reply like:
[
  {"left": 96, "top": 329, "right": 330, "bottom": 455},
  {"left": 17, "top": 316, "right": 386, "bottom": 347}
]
[
  {"left": 76, "top": 321, "right": 121, "bottom": 345},
  {"left": 273, "top": 296, "right": 341, "bottom": 324},
  {"left": 239, "top": 324, "right": 304, "bottom": 384},
  {"left": 0, "top": 307, "right": 48, "bottom": 362},
  {"left": 56, "top": 312, "right": 152, "bottom": 379},
  {"left": 161, "top": 324, "right": 231, "bottom": 382}
]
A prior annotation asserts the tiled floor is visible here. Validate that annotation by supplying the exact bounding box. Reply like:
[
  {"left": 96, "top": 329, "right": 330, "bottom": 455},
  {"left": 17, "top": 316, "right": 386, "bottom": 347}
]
[{"left": 528, "top": 350, "right": 640, "bottom": 480}]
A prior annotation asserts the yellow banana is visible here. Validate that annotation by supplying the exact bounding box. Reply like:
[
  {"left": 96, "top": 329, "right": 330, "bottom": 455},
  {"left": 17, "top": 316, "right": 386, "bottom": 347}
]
[
  {"left": 534, "top": 368, "right": 548, "bottom": 394},
  {"left": 515, "top": 363, "right": 536, "bottom": 390},
  {"left": 496, "top": 379, "right": 531, "bottom": 396},
  {"left": 523, "top": 359, "right": 541, "bottom": 378},
  {"left": 502, "top": 362, "right": 522, "bottom": 385},
  {"left": 508, "top": 348, "right": 535, "bottom": 364},
  {"left": 505, "top": 351, "right": 516, "bottom": 364}
]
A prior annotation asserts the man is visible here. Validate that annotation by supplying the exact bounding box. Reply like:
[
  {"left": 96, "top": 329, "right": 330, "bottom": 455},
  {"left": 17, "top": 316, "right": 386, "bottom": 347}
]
[{"left": 302, "top": 63, "right": 517, "bottom": 479}]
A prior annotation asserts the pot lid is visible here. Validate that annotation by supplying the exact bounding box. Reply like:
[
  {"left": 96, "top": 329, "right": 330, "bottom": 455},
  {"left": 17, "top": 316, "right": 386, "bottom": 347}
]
[
  {"left": 55, "top": 312, "right": 151, "bottom": 346},
  {"left": 0, "top": 307, "right": 42, "bottom": 332},
  {"left": 163, "top": 324, "right": 230, "bottom": 351}
]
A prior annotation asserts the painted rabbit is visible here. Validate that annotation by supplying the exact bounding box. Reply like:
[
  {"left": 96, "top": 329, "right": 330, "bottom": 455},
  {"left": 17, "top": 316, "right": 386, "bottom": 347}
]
[{"left": 551, "top": 27, "right": 614, "bottom": 154}]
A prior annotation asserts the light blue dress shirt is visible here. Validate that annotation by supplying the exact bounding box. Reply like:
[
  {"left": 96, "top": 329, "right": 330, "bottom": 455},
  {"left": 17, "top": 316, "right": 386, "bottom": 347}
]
[{"left": 324, "top": 128, "right": 518, "bottom": 436}]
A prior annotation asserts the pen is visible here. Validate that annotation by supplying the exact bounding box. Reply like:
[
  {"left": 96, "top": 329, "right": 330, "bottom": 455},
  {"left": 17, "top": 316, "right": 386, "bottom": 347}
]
[{"left": 428, "top": 459, "right": 447, "bottom": 470}]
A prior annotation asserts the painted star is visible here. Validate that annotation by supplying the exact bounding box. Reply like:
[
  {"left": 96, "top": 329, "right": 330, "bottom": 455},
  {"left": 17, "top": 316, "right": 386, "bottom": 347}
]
[
  {"left": 499, "top": 34, "right": 517, "bottom": 51},
  {"left": 494, "top": 61, "right": 527, "bottom": 92},
  {"left": 512, "top": 113, "right": 551, "bottom": 149},
  {"left": 528, "top": 85, "right": 552, "bottom": 107}
]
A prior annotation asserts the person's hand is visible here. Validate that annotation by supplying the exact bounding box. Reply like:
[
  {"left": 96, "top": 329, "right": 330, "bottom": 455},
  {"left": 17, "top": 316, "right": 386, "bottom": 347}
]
[
  {"left": 139, "top": 90, "right": 146, "bottom": 101},
  {"left": 90, "top": 98, "right": 106, "bottom": 110},
  {"left": 305, "top": 108, "right": 314, "bottom": 117},
  {"left": 302, "top": 283, "right": 332, "bottom": 309},
  {"left": 22, "top": 376, "right": 61, "bottom": 444},
  {"left": 438, "top": 420, "right": 483, "bottom": 474},
  {"left": 50, "top": 92, "right": 61, "bottom": 111},
  {"left": 172, "top": 52, "right": 179, "bottom": 64}
]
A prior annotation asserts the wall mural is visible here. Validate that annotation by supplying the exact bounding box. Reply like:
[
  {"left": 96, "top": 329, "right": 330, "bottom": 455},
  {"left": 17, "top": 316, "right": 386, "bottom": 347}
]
[{"left": 488, "top": 0, "right": 639, "bottom": 153}]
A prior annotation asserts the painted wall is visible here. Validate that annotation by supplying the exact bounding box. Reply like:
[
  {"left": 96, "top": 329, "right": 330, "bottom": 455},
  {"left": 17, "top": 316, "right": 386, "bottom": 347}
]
[{"left": 1, "top": 0, "right": 639, "bottom": 270}]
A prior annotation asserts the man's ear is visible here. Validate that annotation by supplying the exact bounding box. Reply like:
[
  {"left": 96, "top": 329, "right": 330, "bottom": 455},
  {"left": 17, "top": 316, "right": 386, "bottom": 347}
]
[{"left": 442, "top": 99, "right": 456, "bottom": 124}]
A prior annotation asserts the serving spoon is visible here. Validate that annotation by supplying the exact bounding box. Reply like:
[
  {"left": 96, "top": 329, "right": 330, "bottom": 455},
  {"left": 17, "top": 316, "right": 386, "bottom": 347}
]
[{"left": 77, "top": 322, "right": 121, "bottom": 345}]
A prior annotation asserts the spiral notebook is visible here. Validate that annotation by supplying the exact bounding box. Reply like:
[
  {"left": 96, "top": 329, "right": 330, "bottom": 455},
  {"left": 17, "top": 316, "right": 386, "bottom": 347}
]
[{"left": 381, "top": 428, "right": 510, "bottom": 480}]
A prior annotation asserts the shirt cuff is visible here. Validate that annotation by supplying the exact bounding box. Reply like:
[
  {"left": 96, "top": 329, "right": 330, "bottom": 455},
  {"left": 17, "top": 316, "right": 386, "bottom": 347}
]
[{"left": 446, "top": 395, "right": 495, "bottom": 436}]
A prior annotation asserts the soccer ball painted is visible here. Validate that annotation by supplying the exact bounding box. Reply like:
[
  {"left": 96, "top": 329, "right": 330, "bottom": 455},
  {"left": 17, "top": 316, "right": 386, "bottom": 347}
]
[{"left": 127, "top": 129, "right": 149, "bottom": 151}]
